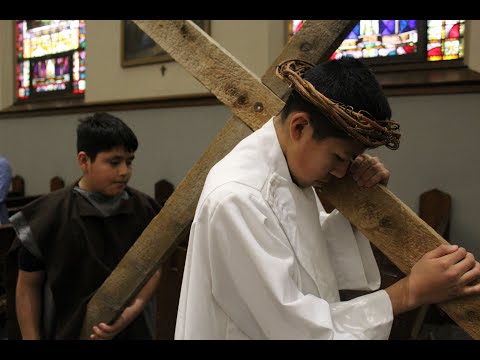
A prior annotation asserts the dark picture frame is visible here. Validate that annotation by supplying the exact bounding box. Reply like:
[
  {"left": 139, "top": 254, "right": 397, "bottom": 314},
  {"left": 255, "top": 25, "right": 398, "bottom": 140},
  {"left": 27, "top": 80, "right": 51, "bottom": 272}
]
[{"left": 121, "top": 20, "right": 211, "bottom": 67}]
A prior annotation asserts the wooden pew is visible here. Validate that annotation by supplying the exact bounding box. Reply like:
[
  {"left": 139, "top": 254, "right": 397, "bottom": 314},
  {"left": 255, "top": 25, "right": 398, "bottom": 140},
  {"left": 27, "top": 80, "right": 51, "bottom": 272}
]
[
  {"left": 152, "top": 179, "right": 191, "bottom": 339},
  {"left": 155, "top": 242, "right": 188, "bottom": 339},
  {"left": 6, "top": 176, "right": 65, "bottom": 217},
  {"left": 6, "top": 195, "right": 41, "bottom": 209},
  {"left": 7, "top": 195, "right": 42, "bottom": 219},
  {"left": 7, "top": 175, "right": 24, "bottom": 198},
  {"left": 154, "top": 179, "right": 174, "bottom": 208},
  {"left": 6, "top": 176, "right": 40, "bottom": 213},
  {"left": 50, "top": 176, "right": 65, "bottom": 192}
]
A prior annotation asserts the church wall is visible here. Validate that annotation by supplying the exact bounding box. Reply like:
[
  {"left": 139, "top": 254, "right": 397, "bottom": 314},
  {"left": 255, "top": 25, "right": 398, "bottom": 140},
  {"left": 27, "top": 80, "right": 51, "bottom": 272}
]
[{"left": 0, "top": 20, "right": 479, "bottom": 256}]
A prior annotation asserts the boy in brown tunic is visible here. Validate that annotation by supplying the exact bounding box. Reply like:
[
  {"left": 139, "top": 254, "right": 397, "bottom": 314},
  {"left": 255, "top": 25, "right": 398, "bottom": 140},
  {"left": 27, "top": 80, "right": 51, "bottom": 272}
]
[{"left": 8, "top": 112, "right": 161, "bottom": 340}]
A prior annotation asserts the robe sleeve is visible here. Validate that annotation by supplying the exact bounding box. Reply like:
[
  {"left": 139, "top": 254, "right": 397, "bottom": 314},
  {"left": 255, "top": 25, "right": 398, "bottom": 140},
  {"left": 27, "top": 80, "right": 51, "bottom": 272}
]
[
  {"left": 205, "top": 187, "right": 393, "bottom": 340},
  {"left": 9, "top": 197, "right": 57, "bottom": 262},
  {"left": 319, "top": 209, "right": 381, "bottom": 291}
]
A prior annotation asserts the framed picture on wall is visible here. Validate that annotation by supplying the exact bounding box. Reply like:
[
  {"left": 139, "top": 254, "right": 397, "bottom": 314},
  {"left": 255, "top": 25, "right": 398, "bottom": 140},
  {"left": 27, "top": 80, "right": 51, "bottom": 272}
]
[{"left": 121, "top": 20, "right": 211, "bottom": 67}]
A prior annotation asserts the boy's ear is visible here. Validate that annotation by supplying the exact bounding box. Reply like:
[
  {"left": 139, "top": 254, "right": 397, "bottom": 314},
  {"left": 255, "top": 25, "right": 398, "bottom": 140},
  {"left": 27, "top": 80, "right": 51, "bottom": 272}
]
[
  {"left": 77, "top": 151, "right": 90, "bottom": 172},
  {"left": 289, "top": 112, "right": 310, "bottom": 141}
]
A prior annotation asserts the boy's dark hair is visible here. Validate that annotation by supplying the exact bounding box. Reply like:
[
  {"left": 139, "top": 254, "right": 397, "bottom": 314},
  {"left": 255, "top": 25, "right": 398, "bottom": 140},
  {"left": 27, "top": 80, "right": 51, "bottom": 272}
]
[
  {"left": 280, "top": 57, "right": 392, "bottom": 143},
  {"left": 76, "top": 112, "right": 138, "bottom": 161}
]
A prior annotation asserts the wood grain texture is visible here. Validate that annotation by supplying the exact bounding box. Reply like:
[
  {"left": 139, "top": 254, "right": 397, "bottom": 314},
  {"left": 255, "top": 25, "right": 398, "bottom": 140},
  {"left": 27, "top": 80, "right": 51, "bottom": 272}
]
[
  {"left": 319, "top": 176, "right": 480, "bottom": 340},
  {"left": 81, "top": 20, "right": 480, "bottom": 341},
  {"left": 133, "top": 20, "right": 283, "bottom": 132},
  {"left": 79, "top": 19, "right": 356, "bottom": 339}
]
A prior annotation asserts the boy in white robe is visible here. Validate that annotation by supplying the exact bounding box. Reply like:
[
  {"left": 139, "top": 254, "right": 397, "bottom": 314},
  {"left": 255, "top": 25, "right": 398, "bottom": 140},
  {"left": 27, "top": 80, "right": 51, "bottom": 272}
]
[{"left": 175, "top": 58, "right": 480, "bottom": 340}]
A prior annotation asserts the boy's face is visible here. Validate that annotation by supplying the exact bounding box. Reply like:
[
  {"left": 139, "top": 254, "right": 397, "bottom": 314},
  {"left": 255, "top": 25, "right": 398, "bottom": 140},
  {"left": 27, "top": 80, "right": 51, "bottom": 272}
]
[
  {"left": 77, "top": 146, "right": 134, "bottom": 197},
  {"left": 286, "top": 115, "right": 364, "bottom": 189}
]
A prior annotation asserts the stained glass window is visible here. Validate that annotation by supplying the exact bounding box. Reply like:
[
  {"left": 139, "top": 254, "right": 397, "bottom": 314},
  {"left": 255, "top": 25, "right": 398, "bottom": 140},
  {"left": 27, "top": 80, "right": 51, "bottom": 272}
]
[
  {"left": 15, "top": 20, "right": 86, "bottom": 101},
  {"left": 427, "top": 20, "right": 465, "bottom": 61},
  {"left": 289, "top": 20, "right": 465, "bottom": 64}
]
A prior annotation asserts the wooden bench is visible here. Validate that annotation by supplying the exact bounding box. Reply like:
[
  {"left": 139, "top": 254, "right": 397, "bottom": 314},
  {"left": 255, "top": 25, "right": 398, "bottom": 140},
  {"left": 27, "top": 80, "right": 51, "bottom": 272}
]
[
  {"left": 6, "top": 195, "right": 42, "bottom": 208},
  {"left": 6, "top": 176, "right": 65, "bottom": 218},
  {"left": 7, "top": 175, "right": 25, "bottom": 198},
  {"left": 155, "top": 243, "right": 188, "bottom": 339},
  {"left": 154, "top": 179, "right": 174, "bottom": 208},
  {"left": 152, "top": 178, "right": 192, "bottom": 339},
  {"left": 50, "top": 176, "right": 65, "bottom": 192},
  {"left": 7, "top": 195, "right": 42, "bottom": 217}
]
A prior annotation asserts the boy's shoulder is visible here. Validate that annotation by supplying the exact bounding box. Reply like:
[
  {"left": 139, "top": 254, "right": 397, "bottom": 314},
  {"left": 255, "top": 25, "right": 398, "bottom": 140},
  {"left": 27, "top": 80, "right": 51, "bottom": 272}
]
[{"left": 9, "top": 183, "right": 77, "bottom": 239}]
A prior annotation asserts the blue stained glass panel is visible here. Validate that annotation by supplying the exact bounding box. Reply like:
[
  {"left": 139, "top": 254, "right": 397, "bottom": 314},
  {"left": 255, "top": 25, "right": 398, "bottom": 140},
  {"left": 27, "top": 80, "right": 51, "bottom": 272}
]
[
  {"left": 347, "top": 24, "right": 360, "bottom": 39},
  {"left": 380, "top": 20, "right": 395, "bottom": 35}
]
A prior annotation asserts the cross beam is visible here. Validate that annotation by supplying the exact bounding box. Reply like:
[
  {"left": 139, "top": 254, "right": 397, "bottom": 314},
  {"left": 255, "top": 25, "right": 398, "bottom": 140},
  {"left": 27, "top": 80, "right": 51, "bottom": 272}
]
[
  {"left": 319, "top": 178, "right": 480, "bottom": 338},
  {"left": 79, "top": 20, "right": 480, "bottom": 340}
]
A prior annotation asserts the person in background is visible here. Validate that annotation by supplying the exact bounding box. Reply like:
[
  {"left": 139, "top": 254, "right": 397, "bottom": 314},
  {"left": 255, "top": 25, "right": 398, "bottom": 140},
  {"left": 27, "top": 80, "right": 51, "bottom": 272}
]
[
  {"left": 9, "top": 112, "right": 162, "bottom": 340},
  {"left": 0, "top": 154, "right": 12, "bottom": 225}
]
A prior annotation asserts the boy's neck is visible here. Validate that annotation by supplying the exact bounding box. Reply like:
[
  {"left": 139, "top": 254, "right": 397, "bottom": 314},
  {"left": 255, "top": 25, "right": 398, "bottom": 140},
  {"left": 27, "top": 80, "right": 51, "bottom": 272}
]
[{"left": 78, "top": 177, "right": 90, "bottom": 192}]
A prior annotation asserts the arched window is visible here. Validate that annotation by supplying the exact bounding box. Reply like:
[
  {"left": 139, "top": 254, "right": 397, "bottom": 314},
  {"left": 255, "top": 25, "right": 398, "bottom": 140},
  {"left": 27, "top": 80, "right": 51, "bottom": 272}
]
[{"left": 15, "top": 20, "right": 86, "bottom": 102}]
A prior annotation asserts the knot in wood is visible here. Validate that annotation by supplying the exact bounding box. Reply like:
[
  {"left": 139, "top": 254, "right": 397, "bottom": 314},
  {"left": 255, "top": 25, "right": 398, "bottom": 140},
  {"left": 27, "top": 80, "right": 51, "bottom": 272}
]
[
  {"left": 236, "top": 95, "right": 247, "bottom": 106},
  {"left": 300, "top": 42, "right": 312, "bottom": 52},
  {"left": 254, "top": 102, "right": 264, "bottom": 112}
]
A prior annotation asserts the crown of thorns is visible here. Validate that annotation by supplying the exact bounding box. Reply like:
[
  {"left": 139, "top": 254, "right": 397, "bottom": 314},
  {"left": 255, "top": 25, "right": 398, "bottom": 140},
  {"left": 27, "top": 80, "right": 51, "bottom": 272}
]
[{"left": 275, "top": 59, "right": 401, "bottom": 150}]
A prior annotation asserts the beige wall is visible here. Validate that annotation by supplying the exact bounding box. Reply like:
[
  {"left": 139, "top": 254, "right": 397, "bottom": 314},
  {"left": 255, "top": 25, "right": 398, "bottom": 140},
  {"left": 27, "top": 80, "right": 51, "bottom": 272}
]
[
  {"left": 0, "top": 105, "right": 232, "bottom": 196},
  {"left": 0, "top": 20, "right": 286, "bottom": 105},
  {"left": 0, "top": 21, "right": 14, "bottom": 109},
  {"left": 85, "top": 20, "right": 207, "bottom": 102},
  {"left": 466, "top": 20, "right": 480, "bottom": 72},
  {"left": 373, "top": 93, "right": 480, "bottom": 257},
  {"left": 1, "top": 20, "right": 480, "bottom": 257}
]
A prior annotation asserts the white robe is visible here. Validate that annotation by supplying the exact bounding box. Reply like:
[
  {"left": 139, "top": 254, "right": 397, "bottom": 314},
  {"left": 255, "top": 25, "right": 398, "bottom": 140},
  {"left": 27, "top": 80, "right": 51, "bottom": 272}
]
[{"left": 175, "top": 118, "right": 393, "bottom": 340}]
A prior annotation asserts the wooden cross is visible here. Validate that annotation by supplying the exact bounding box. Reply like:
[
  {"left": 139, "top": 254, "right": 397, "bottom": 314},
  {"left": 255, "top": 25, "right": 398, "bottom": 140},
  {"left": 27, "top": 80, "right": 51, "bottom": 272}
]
[{"left": 79, "top": 20, "right": 480, "bottom": 340}]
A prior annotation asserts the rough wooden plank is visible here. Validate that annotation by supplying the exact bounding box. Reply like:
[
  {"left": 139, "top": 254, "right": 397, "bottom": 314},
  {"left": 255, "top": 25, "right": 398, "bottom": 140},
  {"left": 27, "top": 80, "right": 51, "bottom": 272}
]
[
  {"left": 319, "top": 176, "right": 480, "bottom": 340},
  {"left": 133, "top": 20, "right": 284, "bottom": 132},
  {"left": 81, "top": 19, "right": 480, "bottom": 340},
  {"left": 80, "top": 20, "right": 351, "bottom": 338}
]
